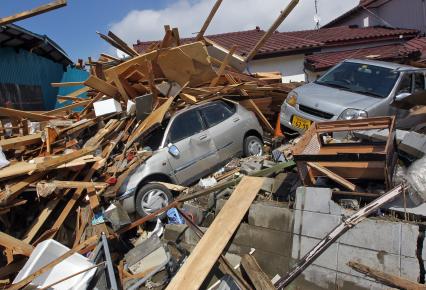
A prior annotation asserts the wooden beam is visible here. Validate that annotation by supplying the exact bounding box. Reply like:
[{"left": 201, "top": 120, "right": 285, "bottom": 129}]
[
  {"left": 195, "top": 0, "right": 223, "bottom": 41},
  {"left": 83, "top": 75, "right": 119, "bottom": 97},
  {"left": 42, "top": 100, "right": 91, "bottom": 116},
  {"left": 38, "top": 180, "right": 108, "bottom": 190},
  {"left": 307, "top": 162, "right": 359, "bottom": 192},
  {"left": 87, "top": 187, "right": 100, "bottom": 211},
  {"left": 51, "top": 81, "right": 84, "bottom": 88},
  {"left": 108, "top": 31, "right": 139, "bottom": 56},
  {"left": 0, "top": 232, "right": 33, "bottom": 257},
  {"left": 0, "top": 173, "right": 44, "bottom": 205},
  {"left": 0, "top": 107, "right": 56, "bottom": 121},
  {"left": 348, "top": 260, "right": 426, "bottom": 290},
  {"left": 245, "top": 0, "right": 299, "bottom": 62},
  {"left": 241, "top": 254, "right": 275, "bottom": 290},
  {"left": 9, "top": 235, "right": 98, "bottom": 290},
  {"left": 210, "top": 45, "right": 238, "bottom": 87},
  {"left": 274, "top": 184, "right": 405, "bottom": 289},
  {"left": 166, "top": 176, "right": 264, "bottom": 290},
  {"left": 0, "top": 0, "right": 67, "bottom": 26},
  {"left": 0, "top": 133, "right": 42, "bottom": 150}
]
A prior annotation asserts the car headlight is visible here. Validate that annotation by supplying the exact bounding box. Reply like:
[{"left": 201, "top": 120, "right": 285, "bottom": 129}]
[
  {"left": 338, "top": 109, "right": 368, "bottom": 120},
  {"left": 286, "top": 92, "right": 298, "bottom": 107}
]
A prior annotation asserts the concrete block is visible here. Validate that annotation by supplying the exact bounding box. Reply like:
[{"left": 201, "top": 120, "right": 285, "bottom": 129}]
[
  {"left": 292, "top": 234, "right": 339, "bottom": 270},
  {"left": 163, "top": 224, "right": 188, "bottom": 242},
  {"left": 399, "top": 131, "right": 426, "bottom": 158},
  {"left": 232, "top": 223, "right": 292, "bottom": 257},
  {"left": 336, "top": 244, "right": 401, "bottom": 279},
  {"left": 295, "top": 187, "right": 343, "bottom": 215},
  {"left": 396, "top": 130, "right": 409, "bottom": 144},
  {"left": 293, "top": 209, "right": 341, "bottom": 238},
  {"left": 336, "top": 272, "right": 388, "bottom": 290},
  {"left": 261, "top": 177, "right": 275, "bottom": 192},
  {"left": 371, "top": 129, "right": 389, "bottom": 142},
  {"left": 251, "top": 250, "right": 290, "bottom": 277},
  {"left": 289, "top": 264, "right": 337, "bottom": 290},
  {"left": 401, "top": 256, "right": 421, "bottom": 282},
  {"left": 400, "top": 222, "right": 419, "bottom": 258},
  {"left": 248, "top": 201, "right": 293, "bottom": 232},
  {"left": 339, "top": 219, "right": 401, "bottom": 255},
  {"left": 353, "top": 130, "right": 376, "bottom": 141}
]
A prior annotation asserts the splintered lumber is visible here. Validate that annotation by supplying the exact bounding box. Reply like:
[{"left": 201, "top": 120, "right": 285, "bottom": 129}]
[
  {"left": 42, "top": 100, "right": 91, "bottom": 116},
  {"left": 87, "top": 187, "right": 100, "bottom": 211},
  {"left": 9, "top": 235, "right": 99, "bottom": 290},
  {"left": 274, "top": 184, "right": 405, "bottom": 289},
  {"left": 307, "top": 162, "right": 359, "bottom": 192},
  {"left": 0, "top": 232, "right": 33, "bottom": 257},
  {"left": 0, "top": 107, "right": 56, "bottom": 121},
  {"left": 166, "top": 176, "right": 264, "bottom": 290},
  {"left": 246, "top": 0, "right": 299, "bottom": 62},
  {"left": 108, "top": 31, "right": 139, "bottom": 57},
  {"left": 0, "top": 173, "right": 44, "bottom": 204},
  {"left": 195, "top": 0, "right": 223, "bottom": 41},
  {"left": 0, "top": 133, "right": 42, "bottom": 150},
  {"left": 38, "top": 180, "right": 108, "bottom": 190},
  {"left": 51, "top": 81, "right": 84, "bottom": 88},
  {"left": 348, "top": 260, "right": 426, "bottom": 290},
  {"left": 84, "top": 75, "right": 119, "bottom": 97},
  {"left": 241, "top": 254, "right": 275, "bottom": 290},
  {"left": 0, "top": 0, "right": 67, "bottom": 26}
]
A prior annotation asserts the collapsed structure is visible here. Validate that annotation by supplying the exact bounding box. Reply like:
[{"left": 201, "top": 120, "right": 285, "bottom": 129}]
[{"left": 1, "top": 0, "right": 426, "bottom": 289}]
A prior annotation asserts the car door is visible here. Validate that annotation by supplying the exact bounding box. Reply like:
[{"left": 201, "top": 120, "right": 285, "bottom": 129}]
[
  {"left": 391, "top": 73, "right": 415, "bottom": 118},
  {"left": 165, "top": 109, "right": 219, "bottom": 185},
  {"left": 199, "top": 101, "right": 241, "bottom": 163}
]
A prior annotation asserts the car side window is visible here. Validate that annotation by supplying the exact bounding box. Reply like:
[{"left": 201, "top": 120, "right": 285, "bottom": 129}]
[
  {"left": 200, "top": 102, "right": 233, "bottom": 128},
  {"left": 414, "top": 73, "right": 425, "bottom": 93},
  {"left": 168, "top": 110, "right": 204, "bottom": 143},
  {"left": 396, "top": 74, "right": 413, "bottom": 95}
]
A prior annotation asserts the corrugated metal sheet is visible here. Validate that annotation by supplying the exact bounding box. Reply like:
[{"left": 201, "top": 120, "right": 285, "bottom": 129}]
[{"left": 0, "top": 47, "right": 64, "bottom": 110}]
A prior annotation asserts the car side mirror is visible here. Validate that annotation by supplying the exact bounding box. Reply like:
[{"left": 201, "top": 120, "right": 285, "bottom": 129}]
[
  {"left": 168, "top": 144, "right": 180, "bottom": 157},
  {"left": 394, "top": 92, "right": 411, "bottom": 102}
]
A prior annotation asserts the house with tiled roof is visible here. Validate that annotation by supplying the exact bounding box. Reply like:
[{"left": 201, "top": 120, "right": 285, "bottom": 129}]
[{"left": 324, "top": 0, "right": 426, "bottom": 34}]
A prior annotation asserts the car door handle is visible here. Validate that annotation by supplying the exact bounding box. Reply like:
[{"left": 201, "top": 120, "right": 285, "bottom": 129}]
[
  {"left": 199, "top": 134, "right": 208, "bottom": 140},
  {"left": 233, "top": 117, "right": 240, "bottom": 122}
]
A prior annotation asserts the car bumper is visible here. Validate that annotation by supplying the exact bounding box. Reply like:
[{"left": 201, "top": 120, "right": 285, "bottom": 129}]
[{"left": 280, "top": 103, "right": 336, "bottom": 133}]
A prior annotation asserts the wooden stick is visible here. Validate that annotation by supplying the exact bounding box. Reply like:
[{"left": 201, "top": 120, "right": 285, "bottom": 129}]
[
  {"left": 245, "top": 0, "right": 299, "bottom": 62},
  {"left": 241, "top": 254, "right": 275, "bottom": 290},
  {"left": 307, "top": 162, "right": 359, "bottom": 192},
  {"left": 0, "top": 232, "right": 33, "bottom": 257},
  {"left": 196, "top": 0, "right": 223, "bottom": 41},
  {"left": 9, "top": 235, "right": 99, "bottom": 290},
  {"left": 0, "top": 107, "right": 56, "bottom": 121},
  {"left": 40, "top": 262, "right": 105, "bottom": 290},
  {"left": 0, "top": 0, "right": 67, "bottom": 26},
  {"left": 51, "top": 81, "right": 84, "bottom": 88},
  {"left": 274, "top": 184, "right": 405, "bottom": 289},
  {"left": 210, "top": 45, "right": 238, "bottom": 87}
]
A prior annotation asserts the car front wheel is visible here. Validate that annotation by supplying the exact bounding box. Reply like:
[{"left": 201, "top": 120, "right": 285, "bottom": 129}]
[
  {"left": 135, "top": 183, "right": 173, "bottom": 218},
  {"left": 243, "top": 135, "right": 263, "bottom": 157}
]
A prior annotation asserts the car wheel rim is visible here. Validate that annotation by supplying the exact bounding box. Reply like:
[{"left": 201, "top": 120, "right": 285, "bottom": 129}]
[
  {"left": 141, "top": 189, "right": 169, "bottom": 214},
  {"left": 248, "top": 140, "right": 263, "bottom": 156}
]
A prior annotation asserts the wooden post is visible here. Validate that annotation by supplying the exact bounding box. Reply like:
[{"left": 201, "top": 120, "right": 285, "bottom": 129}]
[
  {"left": 195, "top": 0, "right": 223, "bottom": 41},
  {"left": 245, "top": 0, "right": 299, "bottom": 62}
]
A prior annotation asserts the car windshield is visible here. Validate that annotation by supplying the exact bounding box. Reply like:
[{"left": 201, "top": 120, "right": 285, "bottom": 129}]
[{"left": 315, "top": 62, "right": 400, "bottom": 98}]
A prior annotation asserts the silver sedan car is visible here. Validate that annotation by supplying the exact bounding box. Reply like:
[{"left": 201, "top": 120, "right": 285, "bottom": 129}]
[
  {"left": 281, "top": 59, "right": 424, "bottom": 132},
  {"left": 118, "top": 100, "right": 264, "bottom": 217}
]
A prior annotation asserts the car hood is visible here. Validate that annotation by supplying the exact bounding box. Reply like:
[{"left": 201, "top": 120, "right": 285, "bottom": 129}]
[{"left": 294, "top": 82, "right": 383, "bottom": 116}]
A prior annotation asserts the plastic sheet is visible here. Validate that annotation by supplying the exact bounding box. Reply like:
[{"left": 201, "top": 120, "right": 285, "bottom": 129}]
[{"left": 405, "top": 156, "right": 426, "bottom": 204}]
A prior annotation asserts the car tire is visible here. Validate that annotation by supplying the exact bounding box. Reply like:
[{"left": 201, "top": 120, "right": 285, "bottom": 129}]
[
  {"left": 243, "top": 135, "right": 263, "bottom": 157},
  {"left": 135, "top": 183, "right": 173, "bottom": 219}
]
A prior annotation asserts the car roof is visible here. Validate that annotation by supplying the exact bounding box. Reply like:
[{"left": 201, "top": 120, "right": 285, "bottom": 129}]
[
  {"left": 343, "top": 58, "right": 416, "bottom": 70},
  {"left": 171, "top": 99, "right": 234, "bottom": 118}
]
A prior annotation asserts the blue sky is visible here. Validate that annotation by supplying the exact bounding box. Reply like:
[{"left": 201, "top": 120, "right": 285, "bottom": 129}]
[{"left": 1, "top": 0, "right": 358, "bottom": 62}]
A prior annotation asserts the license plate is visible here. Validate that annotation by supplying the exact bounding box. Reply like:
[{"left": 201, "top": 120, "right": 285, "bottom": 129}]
[{"left": 292, "top": 115, "right": 312, "bottom": 130}]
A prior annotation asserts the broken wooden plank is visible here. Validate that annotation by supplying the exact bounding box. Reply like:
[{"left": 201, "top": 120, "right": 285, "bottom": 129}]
[
  {"left": 0, "top": 107, "right": 56, "bottom": 121},
  {"left": 195, "top": 0, "right": 223, "bottom": 41},
  {"left": 83, "top": 75, "right": 119, "bottom": 97},
  {"left": 246, "top": 0, "right": 299, "bottom": 62},
  {"left": 210, "top": 45, "right": 238, "bottom": 87},
  {"left": 9, "top": 235, "right": 98, "bottom": 290},
  {"left": 0, "top": 231, "right": 33, "bottom": 257},
  {"left": 87, "top": 187, "right": 100, "bottom": 211},
  {"left": 166, "top": 176, "right": 264, "bottom": 290},
  {"left": 0, "top": 0, "right": 67, "bottom": 26},
  {"left": 274, "top": 184, "right": 405, "bottom": 289},
  {"left": 42, "top": 100, "right": 91, "bottom": 116},
  {"left": 307, "top": 162, "right": 359, "bottom": 192},
  {"left": 348, "top": 260, "right": 426, "bottom": 290},
  {"left": 241, "top": 254, "right": 275, "bottom": 290},
  {"left": 51, "top": 81, "right": 84, "bottom": 88},
  {"left": 38, "top": 180, "right": 108, "bottom": 190},
  {"left": 0, "top": 173, "right": 44, "bottom": 205},
  {"left": 108, "top": 31, "right": 139, "bottom": 56},
  {"left": 0, "top": 133, "right": 42, "bottom": 150}
]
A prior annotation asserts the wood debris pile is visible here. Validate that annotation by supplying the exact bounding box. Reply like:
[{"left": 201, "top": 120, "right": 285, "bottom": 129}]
[{"left": 0, "top": 21, "right": 299, "bottom": 289}]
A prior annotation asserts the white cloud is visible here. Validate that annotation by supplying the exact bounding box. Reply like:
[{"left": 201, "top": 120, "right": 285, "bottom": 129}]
[{"left": 110, "top": 0, "right": 359, "bottom": 45}]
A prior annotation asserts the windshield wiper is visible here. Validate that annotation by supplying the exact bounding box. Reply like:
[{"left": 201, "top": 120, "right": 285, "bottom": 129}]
[
  {"left": 353, "top": 88, "right": 384, "bottom": 98},
  {"left": 316, "top": 81, "right": 351, "bottom": 91}
]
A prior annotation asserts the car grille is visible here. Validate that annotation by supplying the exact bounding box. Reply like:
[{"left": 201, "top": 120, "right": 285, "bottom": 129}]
[{"left": 298, "top": 104, "right": 334, "bottom": 120}]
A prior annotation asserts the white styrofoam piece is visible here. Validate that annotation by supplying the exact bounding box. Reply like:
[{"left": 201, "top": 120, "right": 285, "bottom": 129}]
[
  {"left": 13, "top": 239, "right": 96, "bottom": 289},
  {"left": 93, "top": 98, "right": 122, "bottom": 116},
  {"left": 126, "top": 100, "right": 136, "bottom": 115}
]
